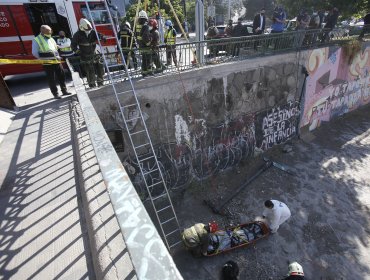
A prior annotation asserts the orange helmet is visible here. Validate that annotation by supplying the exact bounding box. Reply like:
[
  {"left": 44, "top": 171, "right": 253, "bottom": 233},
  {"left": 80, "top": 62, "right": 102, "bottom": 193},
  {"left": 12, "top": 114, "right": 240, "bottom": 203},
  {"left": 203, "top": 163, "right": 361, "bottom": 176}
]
[
  {"left": 148, "top": 18, "right": 158, "bottom": 29},
  {"left": 209, "top": 221, "right": 218, "bottom": 233}
]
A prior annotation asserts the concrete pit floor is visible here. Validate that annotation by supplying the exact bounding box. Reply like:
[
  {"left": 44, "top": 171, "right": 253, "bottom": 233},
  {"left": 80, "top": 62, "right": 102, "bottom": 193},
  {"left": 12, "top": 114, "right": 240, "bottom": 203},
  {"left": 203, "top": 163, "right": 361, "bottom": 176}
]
[{"left": 171, "top": 105, "right": 370, "bottom": 280}]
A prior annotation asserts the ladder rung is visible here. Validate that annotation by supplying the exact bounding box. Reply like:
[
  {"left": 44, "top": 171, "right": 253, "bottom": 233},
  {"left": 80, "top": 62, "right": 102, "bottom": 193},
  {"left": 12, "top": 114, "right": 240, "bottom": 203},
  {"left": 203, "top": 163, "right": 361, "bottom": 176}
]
[
  {"left": 94, "top": 23, "right": 112, "bottom": 27},
  {"left": 134, "top": 142, "right": 150, "bottom": 149},
  {"left": 130, "top": 130, "right": 146, "bottom": 135},
  {"left": 142, "top": 168, "right": 158, "bottom": 176},
  {"left": 104, "top": 36, "right": 116, "bottom": 40},
  {"left": 147, "top": 181, "right": 163, "bottom": 189},
  {"left": 157, "top": 205, "right": 171, "bottom": 213},
  {"left": 127, "top": 116, "right": 141, "bottom": 122},
  {"left": 117, "top": 89, "right": 133, "bottom": 95},
  {"left": 169, "top": 240, "right": 183, "bottom": 249},
  {"left": 108, "top": 63, "right": 124, "bottom": 68},
  {"left": 161, "top": 217, "right": 176, "bottom": 225},
  {"left": 139, "top": 155, "right": 155, "bottom": 162},
  {"left": 165, "top": 228, "right": 180, "bottom": 237},
  {"left": 153, "top": 193, "right": 167, "bottom": 201},
  {"left": 122, "top": 103, "right": 137, "bottom": 108}
]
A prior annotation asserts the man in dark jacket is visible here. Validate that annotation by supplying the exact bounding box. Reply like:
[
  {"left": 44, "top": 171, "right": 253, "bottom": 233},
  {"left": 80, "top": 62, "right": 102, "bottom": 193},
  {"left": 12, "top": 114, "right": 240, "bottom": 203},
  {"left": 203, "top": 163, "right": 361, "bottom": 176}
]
[
  {"left": 253, "top": 8, "right": 266, "bottom": 35},
  {"left": 322, "top": 7, "right": 339, "bottom": 42},
  {"left": 71, "top": 18, "right": 105, "bottom": 88},
  {"left": 149, "top": 18, "right": 164, "bottom": 73},
  {"left": 231, "top": 18, "right": 244, "bottom": 56},
  {"left": 359, "top": 13, "right": 370, "bottom": 40},
  {"left": 253, "top": 8, "right": 266, "bottom": 50}
]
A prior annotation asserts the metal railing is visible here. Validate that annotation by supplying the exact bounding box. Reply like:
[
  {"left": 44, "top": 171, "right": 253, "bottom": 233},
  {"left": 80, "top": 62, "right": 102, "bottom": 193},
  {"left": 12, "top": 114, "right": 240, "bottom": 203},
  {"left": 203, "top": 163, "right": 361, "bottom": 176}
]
[{"left": 67, "top": 26, "right": 367, "bottom": 89}]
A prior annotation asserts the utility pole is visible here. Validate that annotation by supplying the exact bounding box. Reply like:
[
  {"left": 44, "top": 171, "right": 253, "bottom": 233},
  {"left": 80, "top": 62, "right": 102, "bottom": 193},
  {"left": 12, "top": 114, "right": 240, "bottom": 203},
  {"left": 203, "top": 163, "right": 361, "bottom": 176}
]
[
  {"left": 195, "top": 0, "right": 205, "bottom": 64},
  {"left": 228, "top": 0, "right": 231, "bottom": 21}
]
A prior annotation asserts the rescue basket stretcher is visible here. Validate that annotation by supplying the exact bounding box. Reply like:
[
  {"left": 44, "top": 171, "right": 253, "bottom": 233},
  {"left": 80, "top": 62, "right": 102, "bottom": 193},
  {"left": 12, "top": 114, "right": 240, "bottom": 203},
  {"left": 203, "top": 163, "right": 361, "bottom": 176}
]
[{"left": 205, "top": 221, "right": 270, "bottom": 256}]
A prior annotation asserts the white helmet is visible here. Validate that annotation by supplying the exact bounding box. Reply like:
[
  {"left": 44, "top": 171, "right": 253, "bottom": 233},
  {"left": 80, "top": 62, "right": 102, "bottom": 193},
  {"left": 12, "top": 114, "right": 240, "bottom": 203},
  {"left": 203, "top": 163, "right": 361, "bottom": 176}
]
[
  {"left": 288, "top": 262, "right": 304, "bottom": 276},
  {"left": 124, "top": 21, "right": 131, "bottom": 29},
  {"left": 79, "top": 18, "right": 92, "bottom": 31},
  {"left": 138, "top": 10, "right": 148, "bottom": 19}
]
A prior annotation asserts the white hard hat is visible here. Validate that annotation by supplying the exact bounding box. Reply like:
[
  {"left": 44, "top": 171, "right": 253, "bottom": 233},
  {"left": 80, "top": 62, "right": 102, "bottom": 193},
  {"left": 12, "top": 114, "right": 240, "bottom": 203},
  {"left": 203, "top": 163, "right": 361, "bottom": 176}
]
[
  {"left": 288, "top": 262, "right": 304, "bottom": 276},
  {"left": 79, "top": 18, "right": 92, "bottom": 31},
  {"left": 125, "top": 21, "right": 131, "bottom": 29},
  {"left": 138, "top": 10, "right": 148, "bottom": 19}
]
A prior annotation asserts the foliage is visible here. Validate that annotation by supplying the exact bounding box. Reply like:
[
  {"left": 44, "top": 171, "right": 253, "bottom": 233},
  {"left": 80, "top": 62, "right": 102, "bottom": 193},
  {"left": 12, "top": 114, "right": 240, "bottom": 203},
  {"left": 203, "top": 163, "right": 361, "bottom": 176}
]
[
  {"left": 242, "top": 0, "right": 274, "bottom": 20},
  {"left": 124, "top": 0, "right": 185, "bottom": 29},
  {"left": 342, "top": 39, "right": 362, "bottom": 64},
  {"left": 275, "top": 0, "right": 370, "bottom": 19}
]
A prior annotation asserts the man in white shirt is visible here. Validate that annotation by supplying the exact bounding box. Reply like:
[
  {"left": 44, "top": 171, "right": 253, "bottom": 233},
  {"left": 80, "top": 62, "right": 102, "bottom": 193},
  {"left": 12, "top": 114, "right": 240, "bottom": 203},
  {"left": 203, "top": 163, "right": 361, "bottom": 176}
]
[
  {"left": 32, "top": 25, "right": 71, "bottom": 99},
  {"left": 262, "top": 199, "right": 291, "bottom": 233}
]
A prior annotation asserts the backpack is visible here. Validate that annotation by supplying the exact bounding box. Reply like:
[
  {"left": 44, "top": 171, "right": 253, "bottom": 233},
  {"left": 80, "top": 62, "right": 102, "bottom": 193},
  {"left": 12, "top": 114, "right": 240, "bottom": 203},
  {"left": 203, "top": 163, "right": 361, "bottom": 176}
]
[
  {"left": 222, "top": 260, "right": 239, "bottom": 280},
  {"left": 309, "top": 15, "right": 320, "bottom": 28}
]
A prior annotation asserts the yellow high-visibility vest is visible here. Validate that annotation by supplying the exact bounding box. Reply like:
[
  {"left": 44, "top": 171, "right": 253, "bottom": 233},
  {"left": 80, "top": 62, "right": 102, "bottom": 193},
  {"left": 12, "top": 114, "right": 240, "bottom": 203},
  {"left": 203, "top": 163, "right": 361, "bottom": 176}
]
[{"left": 165, "top": 29, "right": 176, "bottom": 45}]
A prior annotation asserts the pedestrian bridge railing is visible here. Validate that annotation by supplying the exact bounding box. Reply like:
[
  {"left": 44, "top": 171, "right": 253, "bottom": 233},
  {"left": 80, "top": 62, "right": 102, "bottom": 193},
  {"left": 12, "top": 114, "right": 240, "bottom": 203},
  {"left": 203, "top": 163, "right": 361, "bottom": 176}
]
[{"left": 68, "top": 26, "right": 366, "bottom": 89}]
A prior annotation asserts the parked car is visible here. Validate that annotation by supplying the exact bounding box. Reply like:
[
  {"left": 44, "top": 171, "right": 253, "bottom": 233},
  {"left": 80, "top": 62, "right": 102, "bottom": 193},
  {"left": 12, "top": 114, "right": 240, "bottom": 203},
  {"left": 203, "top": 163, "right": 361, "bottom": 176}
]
[{"left": 214, "top": 23, "right": 254, "bottom": 38}]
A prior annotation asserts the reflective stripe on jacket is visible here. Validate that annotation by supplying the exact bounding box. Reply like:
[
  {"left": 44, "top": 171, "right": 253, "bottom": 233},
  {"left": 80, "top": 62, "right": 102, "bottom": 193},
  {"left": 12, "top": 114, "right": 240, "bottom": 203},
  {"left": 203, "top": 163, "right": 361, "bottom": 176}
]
[
  {"left": 182, "top": 223, "right": 207, "bottom": 248},
  {"left": 135, "top": 24, "right": 142, "bottom": 41}
]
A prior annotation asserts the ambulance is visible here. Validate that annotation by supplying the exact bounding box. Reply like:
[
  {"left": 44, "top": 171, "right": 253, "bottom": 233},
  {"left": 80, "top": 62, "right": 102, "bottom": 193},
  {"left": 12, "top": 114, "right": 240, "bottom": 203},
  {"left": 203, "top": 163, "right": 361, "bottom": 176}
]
[{"left": 0, "top": 0, "right": 120, "bottom": 76}]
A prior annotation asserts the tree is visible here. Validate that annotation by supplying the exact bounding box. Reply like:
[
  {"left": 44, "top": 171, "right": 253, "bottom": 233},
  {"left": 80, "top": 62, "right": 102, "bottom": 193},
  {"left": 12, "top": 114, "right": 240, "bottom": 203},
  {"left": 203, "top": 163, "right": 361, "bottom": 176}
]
[
  {"left": 125, "top": 0, "right": 185, "bottom": 30},
  {"left": 242, "top": 0, "right": 274, "bottom": 20},
  {"left": 275, "top": 0, "right": 370, "bottom": 19}
]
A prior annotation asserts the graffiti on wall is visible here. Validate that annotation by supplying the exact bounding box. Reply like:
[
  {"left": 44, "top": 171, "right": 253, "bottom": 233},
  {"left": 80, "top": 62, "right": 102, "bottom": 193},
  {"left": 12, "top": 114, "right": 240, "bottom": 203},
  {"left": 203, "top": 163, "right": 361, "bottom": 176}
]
[
  {"left": 122, "top": 101, "right": 302, "bottom": 199},
  {"left": 301, "top": 47, "right": 370, "bottom": 131},
  {"left": 255, "top": 101, "right": 300, "bottom": 151},
  {"left": 123, "top": 114, "right": 256, "bottom": 198}
]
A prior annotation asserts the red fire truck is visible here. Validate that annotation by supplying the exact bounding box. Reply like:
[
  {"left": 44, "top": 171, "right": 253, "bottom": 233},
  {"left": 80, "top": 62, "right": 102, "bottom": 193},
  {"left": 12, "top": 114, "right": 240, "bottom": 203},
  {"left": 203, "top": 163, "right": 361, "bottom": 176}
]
[{"left": 0, "top": 0, "right": 118, "bottom": 76}]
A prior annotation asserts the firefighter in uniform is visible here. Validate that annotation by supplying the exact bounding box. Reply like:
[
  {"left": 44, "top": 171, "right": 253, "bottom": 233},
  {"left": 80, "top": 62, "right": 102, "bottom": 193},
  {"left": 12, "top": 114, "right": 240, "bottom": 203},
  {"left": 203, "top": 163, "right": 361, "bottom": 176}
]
[
  {"left": 149, "top": 18, "right": 165, "bottom": 73},
  {"left": 71, "top": 18, "right": 105, "bottom": 88},
  {"left": 32, "top": 25, "right": 71, "bottom": 99},
  {"left": 282, "top": 262, "right": 304, "bottom": 280},
  {"left": 119, "top": 21, "right": 137, "bottom": 69},
  {"left": 164, "top": 19, "right": 177, "bottom": 67},
  {"left": 137, "top": 10, "right": 152, "bottom": 77},
  {"left": 182, "top": 222, "right": 218, "bottom": 257}
]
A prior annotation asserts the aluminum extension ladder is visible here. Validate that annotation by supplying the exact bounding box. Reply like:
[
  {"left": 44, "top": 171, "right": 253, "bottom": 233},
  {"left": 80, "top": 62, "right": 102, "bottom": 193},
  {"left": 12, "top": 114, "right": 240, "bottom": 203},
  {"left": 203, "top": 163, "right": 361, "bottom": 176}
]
[{"left": 83, "top": 0, "right": 182, "bottom": 251}]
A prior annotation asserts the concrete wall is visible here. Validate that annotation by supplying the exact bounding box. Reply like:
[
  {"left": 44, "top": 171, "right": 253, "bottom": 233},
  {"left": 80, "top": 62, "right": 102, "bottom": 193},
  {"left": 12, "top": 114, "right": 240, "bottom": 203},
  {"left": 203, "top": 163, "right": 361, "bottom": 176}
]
[{"left": 87, "top": 52, "right": 305, "bottom": 193}]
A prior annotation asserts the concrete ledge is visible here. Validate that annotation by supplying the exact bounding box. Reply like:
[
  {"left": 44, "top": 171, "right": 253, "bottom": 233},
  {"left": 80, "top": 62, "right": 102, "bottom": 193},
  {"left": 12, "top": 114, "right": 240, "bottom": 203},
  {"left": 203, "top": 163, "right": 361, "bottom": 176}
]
[{"left": 71, "top": 100, "right": 136, "bottom": 279}]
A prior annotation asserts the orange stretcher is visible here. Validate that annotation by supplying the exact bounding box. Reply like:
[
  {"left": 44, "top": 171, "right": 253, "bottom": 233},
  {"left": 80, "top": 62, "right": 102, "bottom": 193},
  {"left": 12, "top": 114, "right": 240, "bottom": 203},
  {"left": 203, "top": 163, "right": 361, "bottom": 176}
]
[{"left": 205, "top": 221, "right": 270, "bottom": 256}]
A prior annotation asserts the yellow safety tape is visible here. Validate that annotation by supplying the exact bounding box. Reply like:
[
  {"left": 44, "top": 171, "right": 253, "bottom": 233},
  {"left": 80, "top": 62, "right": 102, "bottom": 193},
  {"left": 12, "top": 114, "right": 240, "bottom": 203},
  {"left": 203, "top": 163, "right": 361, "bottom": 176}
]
[{"left": 0, "top": 59, "right": 61, "bottom": 65}]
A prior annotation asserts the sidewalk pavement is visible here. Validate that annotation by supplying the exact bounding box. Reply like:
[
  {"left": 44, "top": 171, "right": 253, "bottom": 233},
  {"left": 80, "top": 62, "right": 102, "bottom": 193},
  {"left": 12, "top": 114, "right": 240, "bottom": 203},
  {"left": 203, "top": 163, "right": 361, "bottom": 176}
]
[{"left": 0, "top": 75, "right": 95, "bottom": 279}]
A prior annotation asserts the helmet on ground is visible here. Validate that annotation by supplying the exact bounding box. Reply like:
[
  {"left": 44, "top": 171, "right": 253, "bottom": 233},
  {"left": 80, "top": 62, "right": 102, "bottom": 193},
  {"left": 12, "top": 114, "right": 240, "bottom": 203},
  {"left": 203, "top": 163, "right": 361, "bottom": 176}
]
[
  {"left": 79, "top": 18, "right": 92, "bottom": 31},
  {"left": 288, "top": 262, "right": 304, "bottom": 276},
  {"left": 138, "top": 10, "right": 148, "bottom": 19},
  {"left": 148, "top": 18, "right": 158, "bottom": 29},
  {"left": 124, "top": 21, "right": 131, "bottom": 29},
  {"left": 209, "top": 221, "right": 218, "bottom": 233},
  {"left": 165, "top": 19, "right": 173, "bottom": 27}
]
